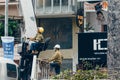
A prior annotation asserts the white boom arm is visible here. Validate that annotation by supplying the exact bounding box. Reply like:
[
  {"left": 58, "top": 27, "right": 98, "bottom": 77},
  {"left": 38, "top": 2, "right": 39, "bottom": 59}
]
[{"left": 20, "top": 0, "right": 37, "bottom": 38}]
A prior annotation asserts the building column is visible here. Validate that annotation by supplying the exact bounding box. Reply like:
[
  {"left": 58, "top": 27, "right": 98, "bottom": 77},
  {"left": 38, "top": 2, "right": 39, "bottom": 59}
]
[{"left": 72, "top": 18, "right": 79, "bottom": 72}]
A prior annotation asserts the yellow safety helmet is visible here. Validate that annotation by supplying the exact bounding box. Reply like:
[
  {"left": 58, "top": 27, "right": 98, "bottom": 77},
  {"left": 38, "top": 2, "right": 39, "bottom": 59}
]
[{"left": 38, "top": 27, "right": 44, "bottom": 33}]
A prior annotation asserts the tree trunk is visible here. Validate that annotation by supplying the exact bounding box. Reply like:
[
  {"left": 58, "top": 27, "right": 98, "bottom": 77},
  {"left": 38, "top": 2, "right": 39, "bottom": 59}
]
[{"left": 108, "top": 0, "right": 120, "bottom": 80}]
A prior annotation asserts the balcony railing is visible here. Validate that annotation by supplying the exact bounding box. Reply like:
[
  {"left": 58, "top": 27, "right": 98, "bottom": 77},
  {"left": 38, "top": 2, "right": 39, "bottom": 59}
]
[
  {"left": 35, "top": 0, "right": 76, "bottom": 15},
  {"left": 31, "top": 57, "right": 50, "bottom": 80},
  {"left": 0, "top": 0, "right": 18, "bottom": 5}
]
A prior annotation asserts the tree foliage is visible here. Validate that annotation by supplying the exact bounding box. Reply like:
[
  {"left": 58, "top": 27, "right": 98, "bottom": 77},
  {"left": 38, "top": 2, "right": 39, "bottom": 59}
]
[{"left": 0, "top": 16, "right": 21, "bottom": 45}]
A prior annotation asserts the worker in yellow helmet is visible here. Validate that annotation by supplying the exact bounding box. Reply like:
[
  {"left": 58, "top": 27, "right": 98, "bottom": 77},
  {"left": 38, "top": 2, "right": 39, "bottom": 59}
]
[{"left": 30, "top": 27, "right": 44, "bottom": 54}]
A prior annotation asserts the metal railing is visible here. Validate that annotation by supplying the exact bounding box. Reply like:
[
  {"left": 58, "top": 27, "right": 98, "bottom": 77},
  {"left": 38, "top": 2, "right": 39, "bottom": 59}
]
[
  {"left": 37, "top": 59, "right": 50, "bottom": 79},
  {"left": 31, "top": 56, "right": 50, "bottom": 80},
  {"left": 18, "top": 0, "right": 76, "bottom": 16},
  {"left": 35, "top": 0, "right": 75, "bottom": 15}
]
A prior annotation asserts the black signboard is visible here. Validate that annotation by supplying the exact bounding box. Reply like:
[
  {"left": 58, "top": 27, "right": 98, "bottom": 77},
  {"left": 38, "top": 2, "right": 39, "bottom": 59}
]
[{"left": 78, "top": 32, "right": 107, "bottom": 69}]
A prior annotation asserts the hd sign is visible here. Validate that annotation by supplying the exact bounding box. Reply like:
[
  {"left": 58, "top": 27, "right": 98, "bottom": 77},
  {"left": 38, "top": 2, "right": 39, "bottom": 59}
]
[{"left": 78, "top": 32, "right": 107, "bottom": 68}]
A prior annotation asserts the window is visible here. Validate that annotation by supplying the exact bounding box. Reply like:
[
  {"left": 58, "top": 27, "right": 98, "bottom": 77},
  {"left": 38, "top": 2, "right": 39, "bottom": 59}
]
[
  {"left": 46, "top": 0, "right": 51, "bottom": 7},
  {"left": 7, "top": 63, "right": 17, "bottom": 78},
  {"left": 45, "top": 0, "right": 52, "bottom": 12},
  {"left": 54, "top": 0, "right": 60, "bottom": 6},
  {"left": 37, "top": 0, "right": 43, "bottom": 8},
  {"left": 39, "top": 18, "right": 72, "bottom": 49},
  {"left": 9, "top": 0, "right": 16, "bottom": 2},
  {"left": 62, "top": 0, "right": 68, "bottom": 6}
]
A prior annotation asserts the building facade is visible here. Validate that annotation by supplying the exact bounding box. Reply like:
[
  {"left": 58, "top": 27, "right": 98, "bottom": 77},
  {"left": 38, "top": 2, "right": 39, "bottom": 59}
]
[
  {"left": 33, "top": 0, "right": 105, "bottom": 71},
  {"left": 33, "top": 0, "right": 79, "bottom": 71},
  {"left": 0, "top": 0, "right": 106, "bottom": 71}
]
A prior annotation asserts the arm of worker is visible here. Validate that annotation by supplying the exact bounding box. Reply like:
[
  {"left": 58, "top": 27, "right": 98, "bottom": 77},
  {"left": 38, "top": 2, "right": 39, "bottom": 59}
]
[
  {"left": 29, "top": 35, "right": 36, "bottom": 41},
  {"left": 48, "top": 53, "right": 58, "bottom": 62},
  {"left": 29, "top": 38, "right": 35, "bottom": 41},
  {"left": 35, "top": 34, "right": 44, "bottom": 42}
]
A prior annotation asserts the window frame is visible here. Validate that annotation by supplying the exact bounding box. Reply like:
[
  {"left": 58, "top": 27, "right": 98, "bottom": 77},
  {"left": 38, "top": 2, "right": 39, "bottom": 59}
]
[{"left": 6, "top": 63, "right": 17, "bottom": 78}]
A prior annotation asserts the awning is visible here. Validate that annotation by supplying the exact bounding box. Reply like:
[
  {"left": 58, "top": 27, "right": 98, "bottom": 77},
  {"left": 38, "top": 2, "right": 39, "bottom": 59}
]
[{"left": 84, "top": 1, "right": 108, "bottom": 12}]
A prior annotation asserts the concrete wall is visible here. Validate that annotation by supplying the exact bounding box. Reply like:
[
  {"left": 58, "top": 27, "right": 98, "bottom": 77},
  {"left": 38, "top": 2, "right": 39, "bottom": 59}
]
[{"left": 0, "top": 5, "right": 19, "bottom": 16}]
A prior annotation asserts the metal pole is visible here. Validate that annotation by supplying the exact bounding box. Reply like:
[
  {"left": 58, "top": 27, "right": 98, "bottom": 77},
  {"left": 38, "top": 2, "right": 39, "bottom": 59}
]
[{"left": 5, "top": 0, "right": 8, "bottom": 36}]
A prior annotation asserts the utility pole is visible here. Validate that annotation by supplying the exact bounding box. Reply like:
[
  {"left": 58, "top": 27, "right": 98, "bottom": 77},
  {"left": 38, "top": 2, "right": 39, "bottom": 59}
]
[
  {"left": 108, "top": 0, "right": 120, "bottom": 79},
  {"left": 5, "top": 0, "right": 8, "bottom": 36}
]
